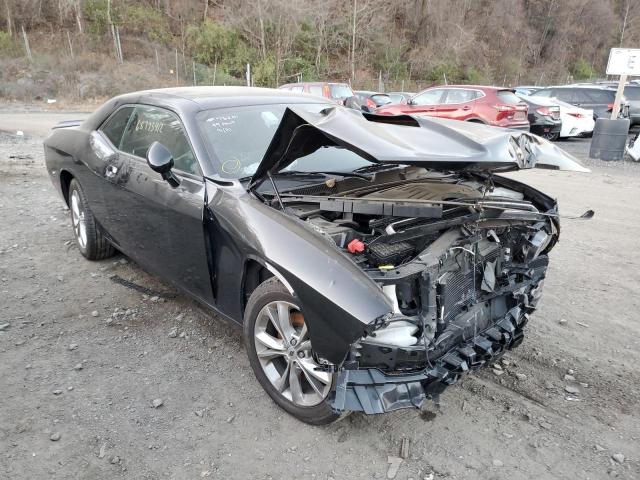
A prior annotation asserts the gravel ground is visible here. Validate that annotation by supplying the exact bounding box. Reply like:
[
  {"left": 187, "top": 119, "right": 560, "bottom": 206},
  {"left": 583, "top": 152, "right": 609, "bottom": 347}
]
[{"left": 1, "top": 109, "right": 639, "bottom": 480}]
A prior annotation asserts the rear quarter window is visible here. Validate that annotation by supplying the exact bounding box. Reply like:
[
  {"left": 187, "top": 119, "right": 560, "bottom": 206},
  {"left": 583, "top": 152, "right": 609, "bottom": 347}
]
[
  {"left": 496, "top": 90, "right": 522, "bottom": 104},
  {"left": 100, "top": 106, "right": 135, "bottom": 148}
]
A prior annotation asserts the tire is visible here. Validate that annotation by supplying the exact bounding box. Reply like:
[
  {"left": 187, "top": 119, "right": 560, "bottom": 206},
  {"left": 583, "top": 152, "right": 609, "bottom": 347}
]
[
  {"left": 541, "top": 132, "right": 559, "bottom": 141},
  {"left": 243, "top": 278, "right": 338, "bottom": 425},
  {"left": 466, "top": 118, "right": 485, "bottom": 124},
  {"left": 68, "top": 178, "right": 115, "bottom": 260}
]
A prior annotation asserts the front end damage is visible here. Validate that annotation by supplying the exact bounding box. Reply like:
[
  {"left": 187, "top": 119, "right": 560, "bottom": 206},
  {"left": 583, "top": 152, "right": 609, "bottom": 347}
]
[
  {"left": 282, "top": 176, "right": 556, "bottom": 414},
  {"left": 246, "top": 106, "right": 588, "bottom": 415}
]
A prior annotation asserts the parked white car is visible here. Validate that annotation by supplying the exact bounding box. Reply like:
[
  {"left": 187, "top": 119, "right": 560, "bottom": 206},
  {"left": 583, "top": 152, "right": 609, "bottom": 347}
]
[{"left": 530, "top": 95, "right": 594, "bottom": 138}]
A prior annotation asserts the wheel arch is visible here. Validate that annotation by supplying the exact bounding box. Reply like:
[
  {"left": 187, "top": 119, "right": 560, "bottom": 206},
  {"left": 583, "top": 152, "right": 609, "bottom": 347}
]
[
  {"left": 59, "top": 169, "right": 74, "bottom": 207},
  {"left": 242, "top": 257, "right": 291, "bottom": 316}
]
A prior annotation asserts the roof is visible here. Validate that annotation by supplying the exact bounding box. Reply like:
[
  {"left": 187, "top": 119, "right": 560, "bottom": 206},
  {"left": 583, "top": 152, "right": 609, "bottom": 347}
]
[
  {"left": 545, "top": 85, "right": 615, "bottom": 90},
  {"left": 431, "top": 85, "right": 514, "bottom": 91},
  {"left": 128, "top": 86, "right": 331, "bottom": 108}
]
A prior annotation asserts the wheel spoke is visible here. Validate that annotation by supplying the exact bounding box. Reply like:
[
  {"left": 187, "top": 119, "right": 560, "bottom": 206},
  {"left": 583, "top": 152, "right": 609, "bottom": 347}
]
[
  {"left": 266, "top": 302, "right": 295, "bottom": 341},
  {"left": 273, "top": 361, "right": 291, "bottom": 393},
  {"left": 297, "top": 322, "right": 308, "bottom": 342},
  {"left": 298, "top": 357, "right": 332, "bottom": 386},
  {"left": 255, "top": 331, "right": 286, "bottom": 359},
  {"left": 288, "top": 365, "right": 304, "bottom": 405},
  {"left": 71, "top": 193, "right": 80, "bottom": 218}
]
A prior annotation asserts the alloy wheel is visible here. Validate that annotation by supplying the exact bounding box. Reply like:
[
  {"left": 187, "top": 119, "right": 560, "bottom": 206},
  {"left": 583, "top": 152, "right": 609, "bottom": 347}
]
[
  {"left": 70, "top": 190, "right": 87, "bottom": 249},
  {"left": 253, "top": 301, "right": 332, "bottom": 407}
]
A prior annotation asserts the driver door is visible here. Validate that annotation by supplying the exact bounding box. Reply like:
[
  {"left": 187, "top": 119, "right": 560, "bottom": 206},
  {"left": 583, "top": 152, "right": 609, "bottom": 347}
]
[{"left": 104, "top": 105, "right": 214, "bottom": 304}]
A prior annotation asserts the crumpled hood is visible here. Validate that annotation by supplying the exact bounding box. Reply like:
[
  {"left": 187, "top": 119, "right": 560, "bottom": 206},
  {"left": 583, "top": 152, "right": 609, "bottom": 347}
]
[{"left": 248, "top": 106, "right": 588, "bottom": 189}]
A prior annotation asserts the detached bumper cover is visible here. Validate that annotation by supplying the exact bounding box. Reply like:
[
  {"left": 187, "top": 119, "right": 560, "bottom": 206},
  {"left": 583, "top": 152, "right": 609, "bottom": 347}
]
[{"left": 330, "top": 306, "right": 526, "bottom": 414}]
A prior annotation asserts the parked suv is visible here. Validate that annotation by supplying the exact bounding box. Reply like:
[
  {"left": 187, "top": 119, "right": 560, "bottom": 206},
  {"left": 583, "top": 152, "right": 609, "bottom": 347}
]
[
  {"left": 375, "top": 86, "right": 529, "bottom": 130},
  {"left": 623, "top": 85, "right": 640, "bottom": 126},
  {"left": 278, "top": 82, "right": 356, "bottom": 104},
  {"left": 533, "top": 86, "right": 629, "bottom": 121}
]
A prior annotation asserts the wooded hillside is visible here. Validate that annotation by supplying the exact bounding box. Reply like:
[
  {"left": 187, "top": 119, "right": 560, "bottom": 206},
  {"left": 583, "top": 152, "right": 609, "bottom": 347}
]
[{"left": 1, "top": 0, "right": 639, "bottom": 101}]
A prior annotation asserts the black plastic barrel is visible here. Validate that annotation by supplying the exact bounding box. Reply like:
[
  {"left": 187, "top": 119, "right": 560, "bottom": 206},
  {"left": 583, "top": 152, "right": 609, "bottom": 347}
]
[{"left": 589, "top": 118, "right": 630, "bottom": 161}]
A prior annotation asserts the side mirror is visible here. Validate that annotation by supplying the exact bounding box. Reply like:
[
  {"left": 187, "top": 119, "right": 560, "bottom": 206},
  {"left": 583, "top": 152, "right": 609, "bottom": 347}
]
[
  {"left": 407, "top": 99, "right": 415, "bottom": 105},
  {"left": 89, "top": 131, "right": 117, "bottom": 163},
  {"left": 146, "top": 141, "right": 180, "bottom": 187}
]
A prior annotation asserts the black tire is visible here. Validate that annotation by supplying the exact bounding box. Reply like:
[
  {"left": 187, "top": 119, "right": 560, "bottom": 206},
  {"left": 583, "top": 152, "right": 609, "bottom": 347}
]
[
  {"left": 68, "top": 178, "right": 115, "bottom": 260},
  {"left": 243, "top": 278, "right": 339, "bottom": 425},
  {"left": 541, "top": 132, "right": 559, "bottom": 141},
  {"left": 466, "top": 118, "right": 485, "bottom": 124}
]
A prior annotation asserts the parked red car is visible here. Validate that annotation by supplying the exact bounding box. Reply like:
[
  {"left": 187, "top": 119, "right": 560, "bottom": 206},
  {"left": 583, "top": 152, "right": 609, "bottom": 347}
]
[{"left": 376, "top": 86, "right": 530, "bottom": 130}]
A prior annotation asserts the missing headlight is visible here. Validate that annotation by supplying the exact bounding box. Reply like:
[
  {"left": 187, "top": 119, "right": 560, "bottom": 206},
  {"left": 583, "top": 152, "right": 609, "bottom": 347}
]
[{"left": 524, "top": 229, "right": 551, "bottom": 262}]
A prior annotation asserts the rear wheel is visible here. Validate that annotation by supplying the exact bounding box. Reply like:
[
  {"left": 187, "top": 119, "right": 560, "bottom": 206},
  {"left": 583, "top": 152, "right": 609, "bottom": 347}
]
[
  {"left": 541, "top": 131, "right": 559, "bottom": 141},
  {"left": 243, "top": 278, "right": 338, "bottom": 425},
  {"left": 68, "top": 179, "right": 115, "bottom": 260}
]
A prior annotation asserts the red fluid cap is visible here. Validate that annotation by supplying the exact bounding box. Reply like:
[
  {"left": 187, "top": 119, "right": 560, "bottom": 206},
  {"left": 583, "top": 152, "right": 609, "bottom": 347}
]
[{"left": 347, "top": 239, "right": 365, "bottom": 254}]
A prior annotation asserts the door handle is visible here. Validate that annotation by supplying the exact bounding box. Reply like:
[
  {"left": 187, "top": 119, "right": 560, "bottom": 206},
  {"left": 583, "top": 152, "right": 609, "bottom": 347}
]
[{"left": 462, "top": 105, "right": 471, "bottom": 110}]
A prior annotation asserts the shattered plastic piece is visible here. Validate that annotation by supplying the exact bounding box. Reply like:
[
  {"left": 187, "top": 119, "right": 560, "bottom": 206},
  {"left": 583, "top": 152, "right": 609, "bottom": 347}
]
[
  {"left": 400, "top": 437, "right": 410, "bottom": 459},
  {"left": 386, "top": 456, "right": 403, "bottom": 479}
]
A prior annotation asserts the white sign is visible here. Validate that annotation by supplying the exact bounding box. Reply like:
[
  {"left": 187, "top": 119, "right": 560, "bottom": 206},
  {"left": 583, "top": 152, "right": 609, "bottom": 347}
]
[{"left": 606, "top": 48, "right": 640, "bottom": 76}]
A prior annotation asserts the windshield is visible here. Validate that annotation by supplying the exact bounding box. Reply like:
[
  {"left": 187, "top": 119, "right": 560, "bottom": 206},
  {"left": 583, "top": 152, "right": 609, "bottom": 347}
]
[{"left": 196, "top": 104, "right": 374, "bottom": 179}]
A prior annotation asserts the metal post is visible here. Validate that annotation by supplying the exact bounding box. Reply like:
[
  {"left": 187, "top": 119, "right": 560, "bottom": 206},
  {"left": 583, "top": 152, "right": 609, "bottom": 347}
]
[
  {"left": 611, "top": 73, "right": 628, "bottom": 119},
  {"left": 246, "top": 63, "right": 251, "bottom": 86},
  {"left": 193, "top": 61, "right": 197, "bottom": 86},
  {"left": 155, "top": 49, "right": 160, "bottom": 73}
]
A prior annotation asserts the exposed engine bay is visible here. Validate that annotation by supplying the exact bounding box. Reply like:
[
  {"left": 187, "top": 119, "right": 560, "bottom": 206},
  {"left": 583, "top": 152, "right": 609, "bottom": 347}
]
[{"left": 273, "top": 167, "right": 556, "bottom": 412}]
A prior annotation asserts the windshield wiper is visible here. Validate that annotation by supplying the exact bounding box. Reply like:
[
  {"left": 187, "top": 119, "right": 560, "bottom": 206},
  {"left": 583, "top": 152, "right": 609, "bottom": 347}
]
[
  {"left": 273, "top": 170, "right": 372, "bottom": 180},
  {"left": 351, "top": 163, "right": 402, "bottom": 174}
]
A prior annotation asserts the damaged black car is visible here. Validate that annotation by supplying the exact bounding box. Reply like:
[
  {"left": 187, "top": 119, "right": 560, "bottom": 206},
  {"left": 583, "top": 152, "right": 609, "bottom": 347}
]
[{"left": 44, "top": 87, "right": 589, "bottom": 425}]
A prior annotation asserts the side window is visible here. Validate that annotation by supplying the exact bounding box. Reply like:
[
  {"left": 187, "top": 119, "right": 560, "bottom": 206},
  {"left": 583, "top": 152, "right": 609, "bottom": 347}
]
[
  {"left": 290, "top": 86, "right": 305, "bottom": 93},
  {"left": 533, "top": 89, "right": 552, "bottom": 97},
  {"left": 554, "top": 89, "right": 575, "bottom": 103},
  {"left": 443, "top": 89, "right": 476, "bottom": 104},
  {"left": 584, "top": 89, "right": 613, "bottom": 103},
  {"left": 120, "top": 106, "right": 200, "bottom": 175},
  {"left": 100, "top": 106, "right": 135, "bottom": 148},
  {"left": 308, "top": 85, "right": 323, "bottom": 96},
  {"left": 412, "top": 89, "right": 445, "bottom": 106}
]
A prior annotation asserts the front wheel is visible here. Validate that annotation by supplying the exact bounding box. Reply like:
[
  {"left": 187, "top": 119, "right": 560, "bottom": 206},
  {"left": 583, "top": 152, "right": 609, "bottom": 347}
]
[{"left": 243, "top": 278, "right": 338, "bottom": 425}]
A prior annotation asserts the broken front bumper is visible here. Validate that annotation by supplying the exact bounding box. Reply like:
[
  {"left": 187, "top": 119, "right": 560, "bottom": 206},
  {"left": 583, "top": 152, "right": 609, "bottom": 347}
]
[{"left": 330, "top": 306, "right": 526, "bottom": 414}]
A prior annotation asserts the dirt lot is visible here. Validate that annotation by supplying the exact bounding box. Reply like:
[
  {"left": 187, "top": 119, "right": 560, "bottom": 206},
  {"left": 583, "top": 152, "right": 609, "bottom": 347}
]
[{"left": 1, "top": 107, "right": 639, "bottom": 480}]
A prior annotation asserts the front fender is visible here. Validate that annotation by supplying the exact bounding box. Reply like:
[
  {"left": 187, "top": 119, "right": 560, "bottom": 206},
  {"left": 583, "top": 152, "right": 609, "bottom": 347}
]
[{"left": 206, "top": 181, "right": 393, "bottom": 364}]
